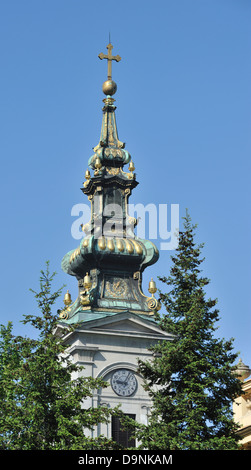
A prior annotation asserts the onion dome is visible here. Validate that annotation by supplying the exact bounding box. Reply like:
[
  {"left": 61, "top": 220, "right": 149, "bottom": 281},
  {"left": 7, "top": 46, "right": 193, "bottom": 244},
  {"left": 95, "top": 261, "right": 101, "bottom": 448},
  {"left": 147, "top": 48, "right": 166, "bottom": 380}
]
[
  {"left": 62, "top": 235, "right": 159, "bottom": 279},
  {"left": 88, "top": 95, "right": 131, "bottom": 170}
]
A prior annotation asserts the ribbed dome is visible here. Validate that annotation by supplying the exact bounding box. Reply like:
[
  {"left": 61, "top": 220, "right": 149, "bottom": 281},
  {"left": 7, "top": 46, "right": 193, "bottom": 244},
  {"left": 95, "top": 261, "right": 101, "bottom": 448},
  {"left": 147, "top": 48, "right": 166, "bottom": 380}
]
[{"left": 62, "top": 236, "right": 159, "bottom": 279}]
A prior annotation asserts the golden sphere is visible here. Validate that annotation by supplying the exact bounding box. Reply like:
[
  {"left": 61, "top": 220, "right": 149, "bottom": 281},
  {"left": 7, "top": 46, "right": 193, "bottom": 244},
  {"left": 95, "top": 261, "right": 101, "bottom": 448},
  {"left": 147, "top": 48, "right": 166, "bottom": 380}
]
[{"left": 102, "top": 80, "right": 117, "bottom": 96}]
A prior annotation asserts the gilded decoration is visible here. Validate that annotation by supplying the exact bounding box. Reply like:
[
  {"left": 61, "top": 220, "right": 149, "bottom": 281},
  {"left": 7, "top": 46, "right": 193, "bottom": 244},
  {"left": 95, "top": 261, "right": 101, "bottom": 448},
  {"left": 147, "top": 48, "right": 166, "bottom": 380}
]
[
  {"left": 106, "top": 167, "right": 120, "bottom": 176},
  {"left": 105, "top": 278, "right": 128, "bottom": 299}
]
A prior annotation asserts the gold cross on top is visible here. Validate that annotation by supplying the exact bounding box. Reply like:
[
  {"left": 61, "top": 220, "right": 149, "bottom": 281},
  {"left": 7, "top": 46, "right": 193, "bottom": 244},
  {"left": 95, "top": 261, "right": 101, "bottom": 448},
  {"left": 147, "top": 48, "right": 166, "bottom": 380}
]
[{"left": 98, "top": 43, "right": 121, "bottom": 81}]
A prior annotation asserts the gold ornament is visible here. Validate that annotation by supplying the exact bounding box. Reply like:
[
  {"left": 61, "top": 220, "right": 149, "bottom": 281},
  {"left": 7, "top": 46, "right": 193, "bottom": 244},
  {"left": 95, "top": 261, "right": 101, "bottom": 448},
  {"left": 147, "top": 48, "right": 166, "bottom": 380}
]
[
  {"left": 63, "top": 290, "right": 72, "bottom": 306},
  {"left": 83, "top": 272, "right": 92, "bottom": 291},
  {"left": 129, "top": 161, "right": 135, "bottom": 172},
  {"left": 148, "top": 278, "right": 157, "bottom": 294},
  {"left": 107, "top": 238, "right": 115, "bottom": 251},
  {"left": 95, "top": 157, "right": 102, "bottom": 169}
]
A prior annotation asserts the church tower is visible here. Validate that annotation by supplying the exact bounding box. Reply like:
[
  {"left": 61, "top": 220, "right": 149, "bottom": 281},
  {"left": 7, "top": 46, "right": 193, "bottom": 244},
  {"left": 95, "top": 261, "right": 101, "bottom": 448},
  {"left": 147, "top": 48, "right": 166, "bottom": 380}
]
[{"left": 59, "top": 43, "right": 173, "bottom": 447}]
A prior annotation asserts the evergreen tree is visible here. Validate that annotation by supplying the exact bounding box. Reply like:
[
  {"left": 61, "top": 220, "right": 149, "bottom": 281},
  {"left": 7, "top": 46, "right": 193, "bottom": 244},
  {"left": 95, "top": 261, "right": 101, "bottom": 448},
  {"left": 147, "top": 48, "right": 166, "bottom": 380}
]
[
  {"left": 136, "top": 212, "right": 243, "bottom": 450},
  {"left": 0, "top": 262, "right": 120, "bottom": 450},
  {"left": 0, "top": 322, "right": 24, "bottom": 448}
]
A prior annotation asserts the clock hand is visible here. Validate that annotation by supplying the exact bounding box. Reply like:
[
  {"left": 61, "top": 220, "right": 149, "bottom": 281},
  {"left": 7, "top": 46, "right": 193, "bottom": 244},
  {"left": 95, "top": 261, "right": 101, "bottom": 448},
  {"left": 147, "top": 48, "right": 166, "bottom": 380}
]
[
  {"left": 125, "top": 372, "right": 133, "bottom": 383},
  {"left": 117, "top": 373, "right": 130, "bottom": 385},
  {"left": 123, "top": 372, "right": 130, "bottom": 383},
  {"left": 123, "top": 372, "right": 130, "bottom": 382},
  {"left": 121, "top": 373, "right": 133, "bottom": 387}
]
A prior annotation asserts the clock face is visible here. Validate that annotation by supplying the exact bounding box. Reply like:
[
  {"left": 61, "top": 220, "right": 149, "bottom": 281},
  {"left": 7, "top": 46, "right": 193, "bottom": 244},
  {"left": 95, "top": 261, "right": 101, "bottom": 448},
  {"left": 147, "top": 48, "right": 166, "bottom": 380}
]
[{"left": 111, "top": 369, "right": 137, "bottom": 397}]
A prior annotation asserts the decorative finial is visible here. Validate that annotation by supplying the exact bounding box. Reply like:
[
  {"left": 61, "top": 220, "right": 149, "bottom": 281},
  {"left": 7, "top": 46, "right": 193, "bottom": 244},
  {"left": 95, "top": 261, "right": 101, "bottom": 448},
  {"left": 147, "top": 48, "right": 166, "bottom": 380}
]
[
  {"left": 83, "top": 272, "right": 92, "bottom": 291},
  {"left": 98, "top": 42, "right": 121, "bottom": 96},
  {"left": 85, "top": 169, "right": 91, "bottom": 180},
  {"left": 94, "top": 157, "right": 102, "bottom": 175},
  {"left": 129, "top": 161, "right": 135, "bottom": 173},
  {"left": 63, "top": 290, "right": 72, "bottom": 306},
  {"left": 95, "top": 157, "right": 102, "bottom": 170},
  {"left": 83, "top": 169, "right": 91, "bottom": 187},
  {"left": 148, "top": 278, "right": 157, "bottom": 295}
]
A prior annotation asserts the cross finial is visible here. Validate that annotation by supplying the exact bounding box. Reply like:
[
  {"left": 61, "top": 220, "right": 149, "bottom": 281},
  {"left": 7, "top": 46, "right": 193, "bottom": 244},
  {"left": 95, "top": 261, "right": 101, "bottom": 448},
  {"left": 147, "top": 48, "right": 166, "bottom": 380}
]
[{"left": 98, "top": 43, "right": 121, "bottom": 81}]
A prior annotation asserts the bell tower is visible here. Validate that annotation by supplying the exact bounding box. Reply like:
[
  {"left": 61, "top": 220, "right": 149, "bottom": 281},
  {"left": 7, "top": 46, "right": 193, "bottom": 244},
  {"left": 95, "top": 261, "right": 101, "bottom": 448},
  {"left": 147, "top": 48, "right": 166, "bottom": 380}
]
[
  {"left": 58, "top": 43, "right": 173, "bottom": 447},
  {"left": 60, "top": 42, "right": 160, "bottom": 323}
]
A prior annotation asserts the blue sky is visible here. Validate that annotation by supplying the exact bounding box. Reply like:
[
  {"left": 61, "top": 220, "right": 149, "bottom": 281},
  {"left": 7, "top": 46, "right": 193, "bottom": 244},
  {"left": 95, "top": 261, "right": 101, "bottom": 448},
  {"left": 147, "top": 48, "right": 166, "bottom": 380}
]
[{"left": 0, "top": 1, "right": 250, "bottom": 369}]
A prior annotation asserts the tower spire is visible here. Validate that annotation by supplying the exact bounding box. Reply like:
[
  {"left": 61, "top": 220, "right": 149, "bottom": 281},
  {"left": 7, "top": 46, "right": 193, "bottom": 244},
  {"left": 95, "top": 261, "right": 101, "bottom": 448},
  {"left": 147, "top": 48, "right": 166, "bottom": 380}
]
[
  {"left": 60, "top": 44, "right": 160, "bottom": 323},
  {"left": 88, "top": 42, "right": 128, "bottom": 170}
]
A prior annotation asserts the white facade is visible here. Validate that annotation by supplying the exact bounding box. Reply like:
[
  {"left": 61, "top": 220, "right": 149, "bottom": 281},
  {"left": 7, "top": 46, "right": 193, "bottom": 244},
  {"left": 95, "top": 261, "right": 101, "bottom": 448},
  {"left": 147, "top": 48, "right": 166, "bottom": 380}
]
[{"left": 63, "top": 311, "right": 173, "bottom": 441}]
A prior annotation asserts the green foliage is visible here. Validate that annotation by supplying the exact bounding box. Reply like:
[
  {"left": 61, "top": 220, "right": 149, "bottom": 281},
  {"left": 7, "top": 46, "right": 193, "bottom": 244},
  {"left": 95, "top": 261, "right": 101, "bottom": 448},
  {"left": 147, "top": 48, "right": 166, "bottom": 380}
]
[
  {"left": 0, "top": 262, "right": 119, "bottom": 450},
  {"left": 136, "top": 211, "right": 243, "bottom": 450}
]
